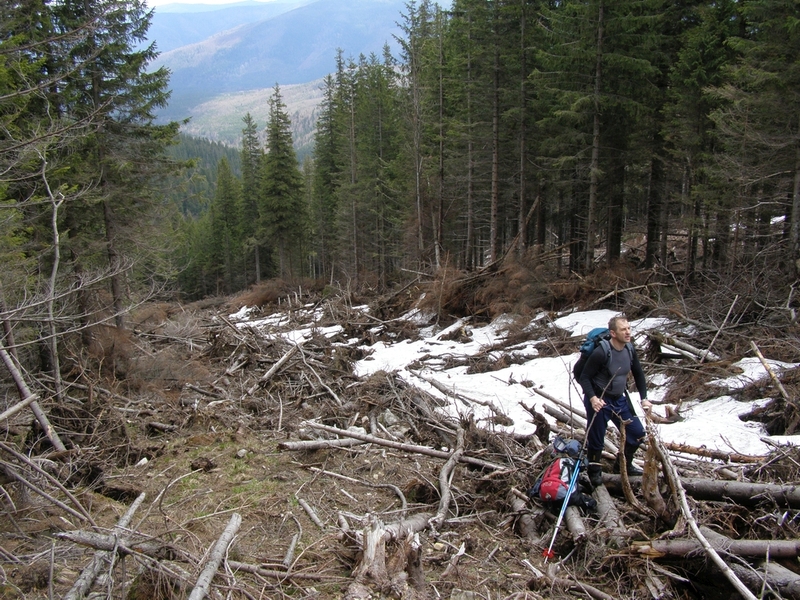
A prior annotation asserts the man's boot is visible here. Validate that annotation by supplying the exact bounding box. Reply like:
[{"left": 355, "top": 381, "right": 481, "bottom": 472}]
[
  {"left": 616, "top": 444, "right": 643, "bottom": 476},
  {"left": 587, "top": 449, "right": 603, "bottom": 488}
]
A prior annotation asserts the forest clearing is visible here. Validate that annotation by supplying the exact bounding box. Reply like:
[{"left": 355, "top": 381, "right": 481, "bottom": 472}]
[{"left": 1, "top": 266, "right": 799, "bottom": 600}]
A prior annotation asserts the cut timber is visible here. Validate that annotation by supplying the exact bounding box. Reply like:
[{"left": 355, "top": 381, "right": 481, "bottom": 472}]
[
  {"left": 64, "top": 492, "right": 146, "bottom": 600},
  {"left": 188, "top": 512, "right": 242, "bottom": 600}
]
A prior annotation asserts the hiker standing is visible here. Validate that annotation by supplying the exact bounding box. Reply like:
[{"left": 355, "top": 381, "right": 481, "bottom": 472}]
[{"left": 578, "top": 315, "right": 651, "bottom": 487}]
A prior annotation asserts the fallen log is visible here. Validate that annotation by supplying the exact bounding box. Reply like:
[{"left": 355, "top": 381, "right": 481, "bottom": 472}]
[
  {"left": 635, "top": 528, "right": 800, "bottom": 559},
  {"left": 64, "top": 492, "right": 146, "bottom": 600},
  {"left": 301, "top": 421, "right": 507, "bottom": 472},
  {"left": 731, "top": 560, "right": 800, "bottom": 600},
  {"left": 0, "top": 344, "right": 66, "bottom": 452},
  {"left": 593, "top": 484, "right": 626, "bottom": 549},
  {"left": 508, "top": 489, "right": 547, "bottom": 546},
  {"left": 605, "top": 474, "right": 800, "bottom": 508},
  {"left": 56, "top": 530, "right": 178, "bottom": 560},
  {"left": 564, "top": 506, "right": 586, "bottom": 544},
  {"left": 278, "top": 438, "right": 365, "bottom": 451},
  {"left": 188, "top": 512, "right": 242, "bottom": 600},
  {"left": 655, "top": 437, "right": 758, "bottom": 600}
]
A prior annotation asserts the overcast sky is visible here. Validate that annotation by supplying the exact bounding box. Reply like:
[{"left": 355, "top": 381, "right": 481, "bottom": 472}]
[{"left": 148, "top": 0, "right": 276, "bottom": 8}]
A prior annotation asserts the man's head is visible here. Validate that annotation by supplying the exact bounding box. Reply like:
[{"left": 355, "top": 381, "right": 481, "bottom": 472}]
[{"left": 608, "top": 315, "right": 631, "bottom": 345}]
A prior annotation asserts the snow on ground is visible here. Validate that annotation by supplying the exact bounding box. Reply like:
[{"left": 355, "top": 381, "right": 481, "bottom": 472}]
[{"left": 233, "top": 304, "right": 800, "bottom": 459}]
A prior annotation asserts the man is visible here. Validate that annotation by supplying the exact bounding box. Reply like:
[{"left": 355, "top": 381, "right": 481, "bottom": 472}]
[{"left": 578, "top": 315, "right": 651, "bottom": 487}]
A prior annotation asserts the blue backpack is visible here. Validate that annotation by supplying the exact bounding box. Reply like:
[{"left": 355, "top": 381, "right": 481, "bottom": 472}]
[{"left": 572, "top": 327, "right": 635, "bottom": 380}]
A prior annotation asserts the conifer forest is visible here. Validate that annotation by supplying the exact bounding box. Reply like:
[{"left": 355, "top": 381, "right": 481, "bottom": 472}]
[
  {"left": 3, "top": 1, "right": 800, "bottom": 598},
  {"left": 2, "top": 0, "right": 798, "bottom": 305}
]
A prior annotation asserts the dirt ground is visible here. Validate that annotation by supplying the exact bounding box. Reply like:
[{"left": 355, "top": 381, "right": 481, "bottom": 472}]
[{"left": 1, "top": 278, "right": 800, "bottom": 600}]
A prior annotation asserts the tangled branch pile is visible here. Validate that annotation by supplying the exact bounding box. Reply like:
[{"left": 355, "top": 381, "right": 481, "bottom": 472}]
[{"left": 0, "top": 277, "right": 799, "bottom": 599}]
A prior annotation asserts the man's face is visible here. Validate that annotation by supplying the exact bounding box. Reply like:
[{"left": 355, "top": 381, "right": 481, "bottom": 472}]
[{"left": 611, "top": 320, "right": 632, "bottom": 343}]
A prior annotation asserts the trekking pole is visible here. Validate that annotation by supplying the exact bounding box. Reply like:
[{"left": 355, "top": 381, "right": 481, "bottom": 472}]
[{"left": 542, "top": 457, "right": 582, "bottom": 562}]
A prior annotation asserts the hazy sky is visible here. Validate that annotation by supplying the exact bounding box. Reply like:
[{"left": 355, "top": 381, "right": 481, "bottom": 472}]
[{"left": 149, "top": 0, "right": 276, "bottom": 8}]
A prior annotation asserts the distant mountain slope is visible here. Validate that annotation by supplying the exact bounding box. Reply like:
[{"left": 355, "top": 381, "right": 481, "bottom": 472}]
[
  {"left": 181, "top": 80, "right": 324, "bottom": 159},
  {"left": 154, "top": 0, "right": 406, "bottom": 122},
  {"left": 148, "top": 0, "right": 312, "bottom": 53}
]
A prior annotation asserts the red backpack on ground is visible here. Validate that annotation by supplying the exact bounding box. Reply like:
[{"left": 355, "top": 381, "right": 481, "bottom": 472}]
[{"left": 531, "top": 456, "right": 577, "bottom": 503}]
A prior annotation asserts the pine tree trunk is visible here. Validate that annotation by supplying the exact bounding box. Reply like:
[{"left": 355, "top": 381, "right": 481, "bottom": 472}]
[
  {"left": 490, "top": 34, "right": 500, "bottom": 264},
  {"left": 517, "top": 0, "right": 527, "bottom": 258},
  {"left": 645, "top": 156, "right": 662, "bottom": 268},
  {"left": 586, "top": 1, "right": 604, "bottom": 272},
  {"left": 792, "top": 146, "right": 800, "bottom": 278}
]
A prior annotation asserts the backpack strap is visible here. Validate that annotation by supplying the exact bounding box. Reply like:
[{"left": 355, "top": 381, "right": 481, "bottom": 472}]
[{"left": 600, "top": 339, "right": 636, "bottom": 371}]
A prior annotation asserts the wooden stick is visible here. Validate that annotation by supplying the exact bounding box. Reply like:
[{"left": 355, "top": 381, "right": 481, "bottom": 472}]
[
  {"left": 188, "top": 512, "right": 242, "bottom": 600},
  {"left": 701, "top": 295, "right": 737, "bottom": 362},
  {"left": 306, "top": 467, "right": 407, "bottom": 511},
  {"left": 227, "top": 560, "right": 327, "bottom": 581},
  {"left": 2, "top": 464, "right": 89, "bottom": 524},
  {"left": 662, "top": 440, "right": 763, "bottom": 463},
  {"left": 64, "top": 492, "right": 146, "bottom": 600},
  {"left": 246, "top": 341, "right": 305, "bottom": 396},
  {"left": 750, "top": 341, "right": 793, "bottom": 406},
  {"left": 430, "top": 427, "right": 464, "bottom": 529},
  {"left": 301, "top": 421, "right": 507, "bottom": 472},
  {"left": 0, "top": 394, "right": 39, "bottom": 422},
  {"left": 297, "top": 497, "right": 325, "bottom": 529}
]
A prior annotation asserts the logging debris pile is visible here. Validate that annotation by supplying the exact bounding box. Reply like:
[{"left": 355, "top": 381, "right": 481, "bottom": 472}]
[{"left": 1, "top": 283, "right": 800, "bottom": 600}]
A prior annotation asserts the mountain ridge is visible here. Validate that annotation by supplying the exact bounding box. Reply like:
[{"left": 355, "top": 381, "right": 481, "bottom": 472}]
[{"left": 153, "top": 0, "right": 407, "bottom": 134}]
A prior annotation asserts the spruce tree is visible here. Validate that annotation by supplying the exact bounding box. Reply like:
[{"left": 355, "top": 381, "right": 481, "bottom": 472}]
[
  {"left": 708, "top": 0, "right": 800, "bottom": 276},
  {"left": 241, "top": 113, "right": 264, "bottom": 282},
  {"left": 208, "top": 157, "right": 242, "bottom": 294},
  {"left": 311, "top": 74, "right": 342, "bottom": 283},
  {"left": 261, "top": 84, "right": 306, "bottom": 278}
]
